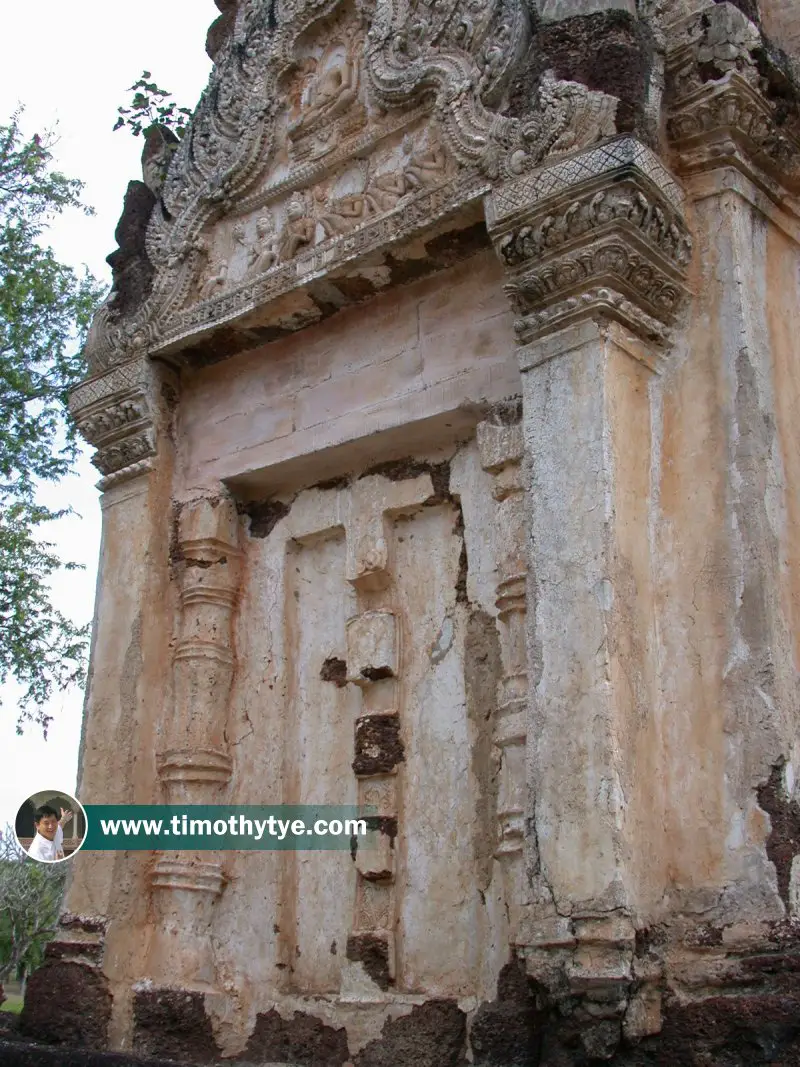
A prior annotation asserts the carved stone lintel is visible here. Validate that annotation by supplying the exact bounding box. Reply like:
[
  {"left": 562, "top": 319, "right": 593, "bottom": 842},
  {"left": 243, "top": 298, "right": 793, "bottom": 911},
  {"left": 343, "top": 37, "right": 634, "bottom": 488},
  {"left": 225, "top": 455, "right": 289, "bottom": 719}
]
[
  {"left": 487, "top": 136, "right": 692, "bottom": 348},
  {"left": 79, "top": 0, "right": 633, "bottom": 375}
]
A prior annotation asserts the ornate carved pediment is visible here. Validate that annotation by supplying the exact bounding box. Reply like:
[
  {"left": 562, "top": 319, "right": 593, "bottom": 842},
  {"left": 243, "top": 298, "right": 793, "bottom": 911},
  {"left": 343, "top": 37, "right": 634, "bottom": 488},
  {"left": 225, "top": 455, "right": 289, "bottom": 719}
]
[{"left": 82, "top": 0, "right": 623, "bottom": 376}]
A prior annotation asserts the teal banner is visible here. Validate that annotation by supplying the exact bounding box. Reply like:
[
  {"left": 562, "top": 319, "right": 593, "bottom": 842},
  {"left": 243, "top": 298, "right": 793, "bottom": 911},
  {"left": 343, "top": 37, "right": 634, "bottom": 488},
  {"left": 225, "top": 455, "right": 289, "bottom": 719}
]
[{"left": 81, "top": 805, "right": 376, "bottom": 851}]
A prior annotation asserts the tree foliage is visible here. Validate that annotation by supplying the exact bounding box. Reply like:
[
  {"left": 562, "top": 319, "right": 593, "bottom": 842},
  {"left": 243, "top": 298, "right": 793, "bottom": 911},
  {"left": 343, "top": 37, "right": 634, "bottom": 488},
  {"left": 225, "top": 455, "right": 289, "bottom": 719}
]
[
  {"left": 0, "top": 112, "right": 104, "bottom": 733},
  {"left": 0, "top": 825, "right": 66, "bottom": 984},
  {"left": 114, "top": 72, "right": 193, "bottom": 139}
]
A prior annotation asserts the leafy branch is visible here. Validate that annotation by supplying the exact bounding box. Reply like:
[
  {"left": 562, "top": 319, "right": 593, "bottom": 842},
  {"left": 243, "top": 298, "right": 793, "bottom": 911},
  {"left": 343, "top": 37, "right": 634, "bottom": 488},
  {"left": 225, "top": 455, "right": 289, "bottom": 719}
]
[{"left": 113, "top": 72, "right": 193, "bottom": 139}]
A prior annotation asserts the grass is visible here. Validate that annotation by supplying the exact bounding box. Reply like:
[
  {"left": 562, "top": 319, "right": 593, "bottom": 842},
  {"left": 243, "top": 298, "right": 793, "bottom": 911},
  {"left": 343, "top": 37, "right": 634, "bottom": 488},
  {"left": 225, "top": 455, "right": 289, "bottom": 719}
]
[{"left": 0, "top": 993, "right": 23, "bottom": 1014}]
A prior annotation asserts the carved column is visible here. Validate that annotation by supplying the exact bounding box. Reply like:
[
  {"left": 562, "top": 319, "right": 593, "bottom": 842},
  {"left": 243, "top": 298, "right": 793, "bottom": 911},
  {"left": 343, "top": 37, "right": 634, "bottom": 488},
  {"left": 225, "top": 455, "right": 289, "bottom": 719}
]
[
  {"left": 476, "top": 417, "right": 529, "bottom": 940},
  {"left": 146, "top": 496, "right": 242, "bottom": 988},
  {"left": 487, "top": 137, "right": 691, "bottom": 1007}
]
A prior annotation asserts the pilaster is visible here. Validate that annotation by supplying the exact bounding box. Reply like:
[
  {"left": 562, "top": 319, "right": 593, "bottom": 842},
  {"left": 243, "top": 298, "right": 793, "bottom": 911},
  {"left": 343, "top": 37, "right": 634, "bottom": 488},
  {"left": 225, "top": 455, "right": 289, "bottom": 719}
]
[
  {"left": 486, "top": 135, "right": 690, "bottom": 1021},
  {"left": 36, "top": 357, "right": 179, "bottom": 1049},
  {"left": 658, "top": 0, "right": 800, "bottom": 938}
]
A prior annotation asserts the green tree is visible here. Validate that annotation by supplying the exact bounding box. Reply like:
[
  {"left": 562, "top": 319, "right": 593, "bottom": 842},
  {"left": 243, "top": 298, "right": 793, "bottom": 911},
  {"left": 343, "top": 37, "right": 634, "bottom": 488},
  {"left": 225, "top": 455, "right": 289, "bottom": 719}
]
[
  {"left": 0, "top": 112, "right": 104, "bottom": 734},
  {"left": 0, "top": 825, "right": 66, "bottom": 987}
]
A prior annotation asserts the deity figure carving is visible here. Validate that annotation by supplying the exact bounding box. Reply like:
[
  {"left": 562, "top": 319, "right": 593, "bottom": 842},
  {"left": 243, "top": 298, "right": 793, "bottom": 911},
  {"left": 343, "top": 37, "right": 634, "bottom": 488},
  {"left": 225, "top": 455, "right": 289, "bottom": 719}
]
[
  {"left": 289, "top": 32, "right": 360, "bottom": 140},
  {"left": 199, "top": 259, "right": 228, "bottom": 300},
  {"left": 235, "top": 213, "right": 279, "bottom": 275},
  {"left": 232, "top": 221, "right": 248, "bottom": 253},
  {"left": 318, "top": 191, "right": 369, "bottom": 238},
  {"left": 364, "top": 170, "right": 408, "bottom": 214},
  {"left": 278, "top": 195, "right": 316, "bottom": 261},
  {"left": 402, "top": 135, "right": 447, "bottom": 190},
  {"left": 478, "top": 20, "right": 513, "bottom": 100},
  {"left": 360, "top": 133, "right": 448, "bottom": 215}
]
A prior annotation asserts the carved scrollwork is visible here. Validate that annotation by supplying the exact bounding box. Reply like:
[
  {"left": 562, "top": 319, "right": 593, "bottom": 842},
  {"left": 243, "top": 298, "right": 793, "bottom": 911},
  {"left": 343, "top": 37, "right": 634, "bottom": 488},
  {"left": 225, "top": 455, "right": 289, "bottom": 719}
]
[
  {"left": 69, "top": 358, "right": 171, "bottom": 488},
  {"left": 78, "top": 397, "right": 147, "bottom": 442},
  {"left": 93, "top": 429, "right": 156, "bottom": 478},
  {"left": 505, "top": 241, "right": 684, "bottom": 317},
  {"left": 667, "top": 74, "right": 800, "bottom": 192}
]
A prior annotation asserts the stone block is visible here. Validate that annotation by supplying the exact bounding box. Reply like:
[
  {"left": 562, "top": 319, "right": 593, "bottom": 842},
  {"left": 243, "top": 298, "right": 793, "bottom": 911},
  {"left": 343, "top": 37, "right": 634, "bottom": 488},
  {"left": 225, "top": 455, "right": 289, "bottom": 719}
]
[
  {"left": 623, "top": 984, "right": 663, "bottom": 1040},
  {"left": 539, "top": 0, "right": 636, "bottom": 18},
  {"left": 346, "top": 611, "right": 397, "bottom": 684},
  {"left": 295, "top": 347, "right": 422, "bottom": 431},
  {"left": 178, "top": 497, "right": 240, "bottom": 560},
  {"left": 517, "top": 913, "right": 576, "bottom": 947},
  {"left": 476, "top": 421, "right": 524, "bottom": 472},
  {"left": 567, "top": 945, "right": 633, "bottom": 989},
  {"left": 355, "top": 828, "right": 394, "bottom": 880},
  {"left": 573, "top": 914, "right": 636, "bottom": 947}
]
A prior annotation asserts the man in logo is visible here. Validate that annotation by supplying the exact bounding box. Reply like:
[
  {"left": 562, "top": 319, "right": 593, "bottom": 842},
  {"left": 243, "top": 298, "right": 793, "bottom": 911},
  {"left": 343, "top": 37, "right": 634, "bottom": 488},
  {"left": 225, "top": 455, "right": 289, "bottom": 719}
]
[{"left": 26, "top": 804, "right": 72, "bottom": 863}]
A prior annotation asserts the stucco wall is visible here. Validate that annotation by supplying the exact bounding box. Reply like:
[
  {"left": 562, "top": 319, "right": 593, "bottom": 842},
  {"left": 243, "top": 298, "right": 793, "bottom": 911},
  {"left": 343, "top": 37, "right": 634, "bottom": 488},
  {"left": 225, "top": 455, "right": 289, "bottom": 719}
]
[{"left": 648, "top": 188, "right": 800, "bottom": 926}]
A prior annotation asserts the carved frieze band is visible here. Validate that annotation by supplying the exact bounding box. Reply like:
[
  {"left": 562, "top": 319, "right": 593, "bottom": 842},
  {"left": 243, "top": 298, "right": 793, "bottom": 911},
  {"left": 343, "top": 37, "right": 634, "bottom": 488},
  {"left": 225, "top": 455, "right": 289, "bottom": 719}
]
[
  {"left": 487, "top": 137, "right": 692, "bottom": 346},
  {"left": 153, "top": 170, "right": 489, "bottom": 356},
  {"left": 668, "top": 73, "right": 800, "bottom": 195}
]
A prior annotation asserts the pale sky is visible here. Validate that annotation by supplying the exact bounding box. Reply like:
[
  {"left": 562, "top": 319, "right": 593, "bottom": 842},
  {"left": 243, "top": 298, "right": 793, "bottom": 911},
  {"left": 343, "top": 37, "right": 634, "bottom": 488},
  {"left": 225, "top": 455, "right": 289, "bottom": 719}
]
[{"left": 0, "top": 1, "right": 215, "bottom": 829}]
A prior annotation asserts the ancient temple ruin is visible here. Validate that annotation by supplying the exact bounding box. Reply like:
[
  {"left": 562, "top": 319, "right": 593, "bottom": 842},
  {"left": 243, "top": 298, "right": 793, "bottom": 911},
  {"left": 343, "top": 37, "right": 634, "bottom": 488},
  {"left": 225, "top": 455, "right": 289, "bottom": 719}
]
[{"left": 18, "top": 0, "right": 800, "bottom": 1062}]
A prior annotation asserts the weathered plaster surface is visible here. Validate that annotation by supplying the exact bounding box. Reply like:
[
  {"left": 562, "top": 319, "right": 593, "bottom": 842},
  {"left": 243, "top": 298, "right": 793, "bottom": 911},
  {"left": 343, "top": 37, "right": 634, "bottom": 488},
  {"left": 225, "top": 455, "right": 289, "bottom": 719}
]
[
  {"left": 652, "top": 189, "right": 798, "bottom": 929},
  {"left": 760, "top": 0, "right": 800, "bottom": 56}
]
